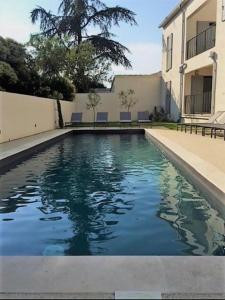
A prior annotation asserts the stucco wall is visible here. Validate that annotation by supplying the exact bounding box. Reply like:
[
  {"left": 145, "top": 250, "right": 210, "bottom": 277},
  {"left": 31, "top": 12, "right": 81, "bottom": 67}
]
[
  {"left": 0, "top": 92, "right": 75, "bottom": 143},
  {"left": 161, "top": 10, "right": 183, "bottom": 121},
  {"left": 161, "top": 0, "right": 225, "bottom": 121},
  {"left": 75, "top": 73, "right": 162, "bottom": 122},
  {"left": 215, "top": 0, "right": 225, "bottom": 112},
  {"left": 0, "top": 73, "right": 162, "bottom": 143}
]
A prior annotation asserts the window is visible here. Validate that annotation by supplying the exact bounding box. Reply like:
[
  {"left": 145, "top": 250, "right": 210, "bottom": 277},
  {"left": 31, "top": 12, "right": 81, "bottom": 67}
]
[
  {"left": 165, "top": 81, "right": 172, "bottom": 114},
  {"left": 166, "top": 33, "right": 173, "bottom": 71},
  {"left": 222, "top": 0, "right": 225, "bottom": 21}
]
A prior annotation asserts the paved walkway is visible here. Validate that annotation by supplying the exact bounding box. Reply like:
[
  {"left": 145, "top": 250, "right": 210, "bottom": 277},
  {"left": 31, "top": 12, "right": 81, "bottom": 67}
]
[
  {"left": 0, "top": 129, "right": 73, "bottom": 161},
  {"left": 148, "top": 129, "right": 225, "bottom": 174},
  {"left": 145, "top": 129, "right": 225, "bottom": 213}
]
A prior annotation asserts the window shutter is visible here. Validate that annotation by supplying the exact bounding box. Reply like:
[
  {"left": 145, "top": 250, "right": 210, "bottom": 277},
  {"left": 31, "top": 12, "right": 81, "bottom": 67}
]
[
  {"left": 222, "top": 0, "right": 225, "bottom": 21},
  {"left": 170, "top": 33, "right": 173, "bottom": 69}
]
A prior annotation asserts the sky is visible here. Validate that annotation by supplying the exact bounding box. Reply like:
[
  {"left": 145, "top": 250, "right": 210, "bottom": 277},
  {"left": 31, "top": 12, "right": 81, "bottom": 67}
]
[{"left": 0, "top": 0, "right": 179, "bottom": 76}]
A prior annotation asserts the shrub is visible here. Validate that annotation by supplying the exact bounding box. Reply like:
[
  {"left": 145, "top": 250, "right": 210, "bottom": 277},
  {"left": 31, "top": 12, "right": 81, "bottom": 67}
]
[{"left": 150, "top": 106, "right": 168, "bottom": 122}]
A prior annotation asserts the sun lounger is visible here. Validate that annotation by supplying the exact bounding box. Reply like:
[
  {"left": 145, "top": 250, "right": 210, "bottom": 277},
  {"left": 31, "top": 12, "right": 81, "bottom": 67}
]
[
  {"left": 201, "top": 113, "right": 225, "bottom": 140},
  {"left": 96, "top": 112, "right": 108, "bottom": 126},
  {"left": 65, "top": 113, "right": 82, "bottom": 126},
  {"left": 177, "top": 111, "right": 225, "bottom": 134},
  {"left": 120, "top": 112, "right": 132, "bottom": 126},
  {"left": 137, "top": 111, "right": 152, "bottom": 127}
]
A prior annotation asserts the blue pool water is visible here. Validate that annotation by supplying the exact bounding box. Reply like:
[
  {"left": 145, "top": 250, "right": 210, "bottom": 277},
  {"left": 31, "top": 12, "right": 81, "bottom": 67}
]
[{"left": 0, "top": 134, "right": 224, "bottom": 256}]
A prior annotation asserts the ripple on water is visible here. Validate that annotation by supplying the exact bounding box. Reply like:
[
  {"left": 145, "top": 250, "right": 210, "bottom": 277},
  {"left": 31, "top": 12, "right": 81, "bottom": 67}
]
[{"left": 90, "top": 191, "right": 112, "bottom": 202}]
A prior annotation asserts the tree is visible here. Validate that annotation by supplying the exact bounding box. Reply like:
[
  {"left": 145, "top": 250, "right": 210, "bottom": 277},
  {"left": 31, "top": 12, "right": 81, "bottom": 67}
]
[
  {"left": 0, "top": 61, "right": 18, "bottom": 91},
  {"left": 28, "top": 35, "right": 109, "bottom": 93},
  {"left": 119, "top": 89, "right": 137, "bottom": 112},
  {"left": 31, "top": 0, "right": 137, "bottom": 92},
  {"left": 0, "top": 36, "right": 75, "bottom": 100},
  {"left": 64, "top": 42, "right": 111, "bottom": 92},
  {"left": 86, "top": 91, "right": 101, "bottom": 123},
  {"left": 28, "top": 36, "right": 76, "bottom": 100},
  {"left": 0, "top": 36, "right": 36, "bottom": 94},
  {"left": 54, "top": 92, "right": 64, "bottom": 129},
  {"left": 28, "top": 35, "right": 67, "bottom": 80}
]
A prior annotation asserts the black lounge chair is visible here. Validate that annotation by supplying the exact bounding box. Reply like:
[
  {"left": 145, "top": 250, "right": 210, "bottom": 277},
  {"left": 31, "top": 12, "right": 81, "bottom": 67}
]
[
  {"left": 211, "top": 124, "right": 225, "bottom": 140},
  {"left": 65, "top": 112, "right": 82, "bottom": 127},
  {"left": 137, "top": 111, "right": 152, "bottom": 127},
  {"left": 201, "top": 114, "right": 225, "bottom": 140},
  {"left": 120, "top": 112, "right": 132, "bottom": 126},
  {"left": 96, "top": 112, "right": 108, "bottom": 126},
  {"left": 177, "top": 111, "right": 225, "bottom": 134}
]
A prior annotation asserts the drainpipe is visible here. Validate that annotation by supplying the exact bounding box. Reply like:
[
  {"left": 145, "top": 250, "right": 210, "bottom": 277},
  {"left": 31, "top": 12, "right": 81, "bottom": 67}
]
[
  {"left": 179, "top": 11, "right": 186, "bottom": 121},
  {"left": 209, "top": 51, "right": 217, "bottom": 115}
]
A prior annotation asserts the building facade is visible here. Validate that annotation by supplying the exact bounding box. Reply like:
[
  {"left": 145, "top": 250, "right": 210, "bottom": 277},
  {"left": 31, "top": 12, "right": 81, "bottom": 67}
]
[{"left": 160, "top": 0, "right": 225, "bottom": 122}]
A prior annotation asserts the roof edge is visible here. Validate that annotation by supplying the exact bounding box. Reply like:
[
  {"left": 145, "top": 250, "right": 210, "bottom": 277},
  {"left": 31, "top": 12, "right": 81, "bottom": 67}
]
[{"left": 159, "top": 0, "right": 191, "bottom": 29}]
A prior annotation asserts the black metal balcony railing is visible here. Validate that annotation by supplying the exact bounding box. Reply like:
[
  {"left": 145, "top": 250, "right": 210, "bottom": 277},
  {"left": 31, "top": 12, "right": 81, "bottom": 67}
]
[
  {"left": 186, "top": 24, "right": 216, "bottom": 60},
  {"left": 184, "top": 92, "right": 212, "bottom": 114}
]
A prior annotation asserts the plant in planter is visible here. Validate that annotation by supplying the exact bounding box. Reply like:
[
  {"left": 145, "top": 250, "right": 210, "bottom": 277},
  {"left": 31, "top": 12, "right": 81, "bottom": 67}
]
[
  {"left": 119, "top": 89, "right": 137, "bottom": 112},
  {"left": 86, "top": 91, "right": 101, "bottom": 123}
]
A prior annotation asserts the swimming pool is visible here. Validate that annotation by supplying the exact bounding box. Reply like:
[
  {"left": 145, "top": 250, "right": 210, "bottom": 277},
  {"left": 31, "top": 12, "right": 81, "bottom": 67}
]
[{"left": 0, "top": 133, "right": 224, "bottom": 256}]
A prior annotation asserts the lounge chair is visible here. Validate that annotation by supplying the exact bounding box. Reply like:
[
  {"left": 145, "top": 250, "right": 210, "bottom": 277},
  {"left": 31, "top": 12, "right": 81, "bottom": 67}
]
[
  {"left": 120, "top": 112, "right": 132, "bottom": 126},
  {"left": 137, "top": 111, "right": 152, "bottom": 127},
  {"left": 201, "top": 113, "right": 225, "bottom": 140},
  {"left": 96, "top": 112, "right": 108, "bottom": 126},
  {"left": 65, "top": 112, "right": 82, "bottom": 127},
  {"left": 177, "top": 111, "right": 225, "bottom": 134},
  {"left": 212, "top": 124, "right": 225, "bottom": 140}
]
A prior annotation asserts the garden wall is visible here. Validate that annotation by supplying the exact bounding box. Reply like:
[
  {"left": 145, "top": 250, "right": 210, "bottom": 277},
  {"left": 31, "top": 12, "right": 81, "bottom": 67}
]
[
  {"left": 75, "top": 72, "right": 162, "bottom": 122},
  {"left": 0, "top": 92, "right": 75, "bottom": 143},
  {"left": 0, "top": 72, "right": 162, "bottom": 143}
]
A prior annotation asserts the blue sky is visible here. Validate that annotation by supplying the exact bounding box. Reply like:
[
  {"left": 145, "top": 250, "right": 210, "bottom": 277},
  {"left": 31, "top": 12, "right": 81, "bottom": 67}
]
[{"left": 0, "top": 0, "right": 179, "bottom": 75}]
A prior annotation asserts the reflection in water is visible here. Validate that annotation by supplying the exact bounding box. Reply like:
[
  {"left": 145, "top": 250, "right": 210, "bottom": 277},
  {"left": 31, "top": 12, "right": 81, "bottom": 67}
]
[
  {"left": 158, "top": 163, "right": 225, "bottom": 255},
  {"left": 0, "top": 134, "right": 224, "bottom": 256}
]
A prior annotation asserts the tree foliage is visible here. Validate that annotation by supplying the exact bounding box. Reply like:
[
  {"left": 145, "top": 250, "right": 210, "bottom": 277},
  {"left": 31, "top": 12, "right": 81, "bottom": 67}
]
[
  {"left": 31, "top": 0, "right": 137, "bottom": 92},
  {"left": 0, "top": 36, "right": 75, "bottom": 101},
  {"left": 28, "top": 35, "right": 110, "bottom": 93},
  {"left": 0, "top": 61, "right": 18, "bottom": 91}
]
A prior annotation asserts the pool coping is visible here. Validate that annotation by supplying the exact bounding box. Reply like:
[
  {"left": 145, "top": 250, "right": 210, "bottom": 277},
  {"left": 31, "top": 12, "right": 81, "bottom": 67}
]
[
  {"left": 144, "top": 129, "right": 225, "bottom": 215},
  {"left": 0, "top": 257, "right": 225, "bottom": 296}
]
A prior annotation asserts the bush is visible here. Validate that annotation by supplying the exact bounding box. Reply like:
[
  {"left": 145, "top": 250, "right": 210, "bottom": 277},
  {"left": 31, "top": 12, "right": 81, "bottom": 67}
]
[{"left": 150, "top": 106, "right": 168, "bottom": 122}]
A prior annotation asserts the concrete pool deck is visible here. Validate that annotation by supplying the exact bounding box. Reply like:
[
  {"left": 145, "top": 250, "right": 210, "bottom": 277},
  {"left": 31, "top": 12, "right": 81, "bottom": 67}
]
[
  {"left": 0, "top": 257, "right": 225, "bottom": 299},
  {"left": 145, "top": 129, "right": 225, "bottom": 214},
  {"left": 1, "top": 128, "right": 225, "bottom": 299}
]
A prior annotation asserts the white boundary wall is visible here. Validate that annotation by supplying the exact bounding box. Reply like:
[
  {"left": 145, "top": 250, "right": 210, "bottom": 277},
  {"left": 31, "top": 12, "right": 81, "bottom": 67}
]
[
  {"left": 75, "top": 73, "right": 162, "bottom": 122},
  {"left": 0, "top": 92, "right": 74, "bottom": 143},
  {"left": 0, "top": 72, "right": 162, "bottom": 143}
]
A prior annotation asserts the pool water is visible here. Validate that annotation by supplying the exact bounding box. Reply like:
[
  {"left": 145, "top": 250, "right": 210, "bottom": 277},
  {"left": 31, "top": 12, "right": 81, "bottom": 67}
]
[{"left": 0, "top": 134, "right": 225, "bottom": 256}]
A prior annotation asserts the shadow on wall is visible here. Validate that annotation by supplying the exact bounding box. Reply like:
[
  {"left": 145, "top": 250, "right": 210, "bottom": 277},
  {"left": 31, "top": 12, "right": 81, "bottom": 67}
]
[{"left": 161, "top": 79, "right": 181, "bottom": 122}]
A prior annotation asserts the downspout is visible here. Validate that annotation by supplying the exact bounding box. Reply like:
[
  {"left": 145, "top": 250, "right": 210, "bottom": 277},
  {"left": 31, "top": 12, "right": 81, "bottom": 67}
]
[
  {"left": 179, "top": 10, "right": 186, "bottom": 121},
  {"left": 209, "top": 51, "right": 217, "bottom": 115}
]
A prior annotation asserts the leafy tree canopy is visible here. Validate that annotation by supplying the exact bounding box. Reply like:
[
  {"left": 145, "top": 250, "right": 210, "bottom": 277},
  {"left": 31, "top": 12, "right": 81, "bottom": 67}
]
[
  {"left": 0, "top": 35, "right": 75, "bottom": 101},
  {"left": 31, "top": 0, "right": 137, "bottom": 92}
]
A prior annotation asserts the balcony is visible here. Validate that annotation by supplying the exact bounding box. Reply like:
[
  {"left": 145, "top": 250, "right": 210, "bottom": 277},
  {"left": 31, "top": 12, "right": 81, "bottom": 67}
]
[
  {"left": 186, "top": 24, "right": 216, "bottom": 60},
  {"left": 184, "top": 92, "right": 212, "bottom": 115}
]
